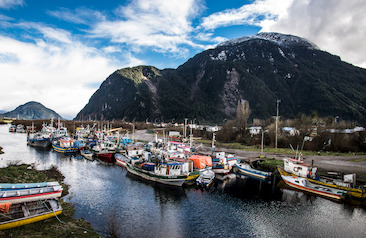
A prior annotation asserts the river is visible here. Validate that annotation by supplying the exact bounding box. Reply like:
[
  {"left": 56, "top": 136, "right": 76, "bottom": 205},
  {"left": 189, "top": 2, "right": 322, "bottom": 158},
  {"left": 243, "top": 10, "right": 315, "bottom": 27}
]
[{"left": 0, "top": 124, "right": 365, "bottom": 238}]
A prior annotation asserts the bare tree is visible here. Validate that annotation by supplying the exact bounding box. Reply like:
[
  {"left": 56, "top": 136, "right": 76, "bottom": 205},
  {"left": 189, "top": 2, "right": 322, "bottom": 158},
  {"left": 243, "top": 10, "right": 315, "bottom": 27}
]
[{"left": 236, "top": 99, "right": 251, "bottom": 130}]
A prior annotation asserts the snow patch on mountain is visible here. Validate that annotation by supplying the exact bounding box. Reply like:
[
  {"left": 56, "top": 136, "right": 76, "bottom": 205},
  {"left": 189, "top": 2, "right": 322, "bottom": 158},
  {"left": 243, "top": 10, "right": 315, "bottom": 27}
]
[{"left": 218, "top": 32, "right": 319, "bottom": 50}]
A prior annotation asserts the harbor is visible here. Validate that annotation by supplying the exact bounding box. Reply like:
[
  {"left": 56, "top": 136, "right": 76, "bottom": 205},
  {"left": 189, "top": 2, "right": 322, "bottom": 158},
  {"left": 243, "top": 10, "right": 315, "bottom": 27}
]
[{"left": 1, "top": 124, "right": 366, "bottom": 237}]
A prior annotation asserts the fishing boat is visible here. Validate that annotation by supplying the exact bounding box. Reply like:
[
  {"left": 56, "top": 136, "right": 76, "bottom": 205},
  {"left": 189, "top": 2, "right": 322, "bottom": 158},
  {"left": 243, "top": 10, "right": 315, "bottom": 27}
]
[
  {"left": 27, "top": 132, "right": 51, "bottom": 148},
  {"left": 235, "top": 162, "right": 272, "bottom": 181},
  {"left": 280, "top": 175, "right": 347, "bottom": 200},
  {"left": 92, "top": 141, "right": 116, "bottom": 164},
  {"left": 0, "top": 184, "right": 63, "bottom": 204},
  {"left": 52, "top": 137, "right": 78, "bottom": 154},
  {"left": 115, "top": 153, "right": 130, "bottom": 168},
  {"left": 211, "top": 152, "right": 238, "bottom": 174},
  {"left": 280, "top": 158, "right": 366, "bottom": 199},
  {"left": 80, "top": 149, "right": 94, "bottom": 160},
  {"left": 196, "top": 169, "right": 215, "bottom": 188},
  {"left": 126, "top": 161, "right": 188, "bottom": 187},
  {"left": 8, "top": 125, "right": 16, "bottom": 133},
  {"left": 16, "top": 124, "right": 26, "bottom": 133},
  {"left": 0, "top": 199, "right": 62, "bottom": 230},
  {"left": 0, "top": 182, "right": 60, "bottom": 190}
]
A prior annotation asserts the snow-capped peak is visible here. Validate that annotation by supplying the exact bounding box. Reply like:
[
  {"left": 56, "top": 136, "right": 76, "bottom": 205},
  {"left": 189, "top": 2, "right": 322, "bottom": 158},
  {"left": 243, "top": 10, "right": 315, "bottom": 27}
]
[{"left": 217, "top": 32, "right": 319, "bottom": 50}]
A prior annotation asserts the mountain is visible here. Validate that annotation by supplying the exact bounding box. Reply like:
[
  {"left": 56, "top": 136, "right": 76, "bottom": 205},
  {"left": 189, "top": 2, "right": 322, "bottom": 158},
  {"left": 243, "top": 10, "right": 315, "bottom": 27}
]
[
  {"left": 1, "top": 101, "right": 63, "bottom": 120},
  {"left": 75, "top": 32, "right": 366, "bottom": 123}
]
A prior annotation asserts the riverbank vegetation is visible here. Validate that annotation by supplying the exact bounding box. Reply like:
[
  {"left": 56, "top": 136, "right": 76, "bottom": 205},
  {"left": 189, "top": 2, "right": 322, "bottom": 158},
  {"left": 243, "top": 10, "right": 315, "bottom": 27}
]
[{"left": 0, "top": 164, "right": 101, "bottom": 237}]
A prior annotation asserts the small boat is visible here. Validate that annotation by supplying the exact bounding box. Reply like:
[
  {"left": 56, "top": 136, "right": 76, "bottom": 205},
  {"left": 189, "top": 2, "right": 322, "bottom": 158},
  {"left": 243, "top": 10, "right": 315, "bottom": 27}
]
[
  {"left": 235, "top": 162, "right": 272, "bottom": 181},
  {"left": 115, "top": 153, "right": 130, "bottom": 168},
  {"left": 126, "top": 161, "right": 188, "bottom": 187},
  {"left": 27, "top": 132, "right": 51, "bottom": 148},
  {"left": 196, "top": 169, "right": 215, "bottom": 188},
  {"left": 0, "top": 199, "right": 62, "bottom": 230},
  {"left": 280, "top": 175, "right": 347, "bottom": 200},
  {"left": 8, "top": 125, "right": 16, "bottom": 133},
  {"left": 0, "top": 185, "right": 63, "bottom": 204},
  {"left": 16, "top": 124, "right": 26, "bottom": 133},
  {"left": 80, "top": 149, "right": 94, "bottom": 160},
  {"left": 0, "top": 182, "right": 60, "bottom": 190},
  {"left": 52, "top": 137, "right": 78, "bottom": 154},
  {"left": 211, "top": 152, "right": 238, "bottom": 174}
]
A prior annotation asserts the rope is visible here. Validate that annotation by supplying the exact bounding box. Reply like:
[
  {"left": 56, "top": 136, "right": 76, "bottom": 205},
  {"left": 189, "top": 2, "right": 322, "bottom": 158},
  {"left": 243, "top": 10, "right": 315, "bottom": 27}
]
[{"left": 43, "top": 200, "right": 98, "bottom": 235}]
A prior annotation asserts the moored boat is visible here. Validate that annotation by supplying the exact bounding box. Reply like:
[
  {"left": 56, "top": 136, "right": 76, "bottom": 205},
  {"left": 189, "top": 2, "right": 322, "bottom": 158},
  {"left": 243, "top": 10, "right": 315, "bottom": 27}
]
[
  {"left": 80, "top": 149, "right": 94, "bottom": 160},
  {"left": 126, "top": 161, "right": 188, "bottom": 187},
  {"left": 115, "top": 153, "right": 130, "bottom": 168},
  {"left": 52, "top": 137, "right": 78, "bottom": 154},
  {"left": 196, "top": 169, "right": 215, "bottom": 188},
  {"left": 27, "top": 132, "right": 51, "bottom": 148},
  {"left": 0, "top": 199, "right": 62, "bottom": 230},
  {"left": 280, "top": 158, "right": 366, "bottom": 199},
  {"left": 211, "top": 152, "right": 238, "bottom": 174},
  {"left": 280, "top": 175, "right": 347, "bottom": 200},
  {"left": 0, "top": 182, "right": 60, "bottom": 190},
  {"left": 0, "top": 185, "right": 63, "bottom": 204},
  {"left": 235, "top": 162, "right": 272, "bottom": 181}
]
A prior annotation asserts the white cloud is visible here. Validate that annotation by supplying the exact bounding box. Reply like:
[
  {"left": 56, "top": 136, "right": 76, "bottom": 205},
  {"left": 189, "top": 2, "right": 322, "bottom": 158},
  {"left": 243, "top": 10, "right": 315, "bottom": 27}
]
[
  {"left": 0, "top": 25, "right": 142, "bottom": 118},
  {"left": 200, "top": 0, "right": 293, "bottom": 30},
  {"left": 260, "top": 0, "right": 366, "bottom": 68},
  {"left": 47, "top": 7, "right": 105, "bottom": 25},
  {"left": 90, "top": 0, "right": 205, "bottom": 54},
  {"left": 0, "top": 0, "right": 24, "bottom": 9}
]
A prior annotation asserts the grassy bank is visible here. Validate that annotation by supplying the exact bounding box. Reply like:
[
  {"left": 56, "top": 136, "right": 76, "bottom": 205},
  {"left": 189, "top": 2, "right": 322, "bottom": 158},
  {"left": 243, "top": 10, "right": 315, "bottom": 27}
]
[{"left": 0, "top": 164, "right": 102, "bottom": 237}]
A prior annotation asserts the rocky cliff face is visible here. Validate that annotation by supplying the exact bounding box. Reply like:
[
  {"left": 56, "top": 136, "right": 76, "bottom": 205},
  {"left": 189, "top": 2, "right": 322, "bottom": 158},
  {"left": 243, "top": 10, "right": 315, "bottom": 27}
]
[{"left": 75, "top": 32, "right": 366, "bottom": 123}]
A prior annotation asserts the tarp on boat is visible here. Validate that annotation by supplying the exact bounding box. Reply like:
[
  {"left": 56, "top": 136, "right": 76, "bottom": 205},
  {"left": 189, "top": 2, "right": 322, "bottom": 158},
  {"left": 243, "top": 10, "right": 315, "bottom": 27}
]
[
  {"left": 188, "top": 155, "right": 212, "bottom": 169},
  {"left": 141, "top": 162, "right": 155, "bottom": 171}
]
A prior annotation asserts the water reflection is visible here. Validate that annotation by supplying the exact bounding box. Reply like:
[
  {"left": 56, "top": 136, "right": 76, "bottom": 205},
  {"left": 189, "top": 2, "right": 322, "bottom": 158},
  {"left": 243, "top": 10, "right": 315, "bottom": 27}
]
[{"left": 1, "top": 124, "right": 366, "bottom": 238}]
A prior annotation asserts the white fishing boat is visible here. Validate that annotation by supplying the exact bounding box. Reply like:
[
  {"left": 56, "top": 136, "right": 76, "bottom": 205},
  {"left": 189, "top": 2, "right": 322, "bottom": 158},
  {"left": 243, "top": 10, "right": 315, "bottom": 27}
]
[
  {"left": 126, "top": 161, "right": 188, "bottom": 187},
  {"left": 280, "top": 175, "right": 347, "bottom": 200}
]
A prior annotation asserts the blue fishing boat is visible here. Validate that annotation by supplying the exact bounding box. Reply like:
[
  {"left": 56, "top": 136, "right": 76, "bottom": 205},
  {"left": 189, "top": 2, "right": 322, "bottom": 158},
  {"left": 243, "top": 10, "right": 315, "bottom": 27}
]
[
  {"left": 235, "top": 162, "right": 272, "bottom": 181},
  {"left": 52, "top": 137, "right": 78, "bottom": 154}
]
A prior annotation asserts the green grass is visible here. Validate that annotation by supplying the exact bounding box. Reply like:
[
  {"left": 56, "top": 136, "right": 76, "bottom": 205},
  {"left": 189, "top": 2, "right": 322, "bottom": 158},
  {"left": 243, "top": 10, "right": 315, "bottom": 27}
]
[
  {"left": 350, "top": 158, "right": 366, "bottom": 162},
  {"left": 0, "top": 164, "right": 102, "bottom": 237}
]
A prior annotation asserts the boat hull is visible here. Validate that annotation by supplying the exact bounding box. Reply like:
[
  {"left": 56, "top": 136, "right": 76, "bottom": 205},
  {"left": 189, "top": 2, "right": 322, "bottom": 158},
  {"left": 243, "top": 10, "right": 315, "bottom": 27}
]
[
  {"left": 0, "top": 189, "right": 63, "bottom": 204},
  {"left": 277, "top": 167, "right": 366, "bottom": 199},
  {"left": 0, "top": 199, "right": 62, "bottom": 230},
  {"left": 27, "top": 138, "right": 51, "bottom": 148},
  {"left": 126, "top": 163, "right": 187, "bottom": 187},
  {"left": 235, "top": 164, "right": 271, "bottom": 181},
  {"left": 96, "top": 153, "right": 116, "bottom": 164},
  {"left": 52, "top": 144, "right": 78, "bottom": 154},
  {"left": 281, "top": 175, "right": 345, "bottom": 200}
]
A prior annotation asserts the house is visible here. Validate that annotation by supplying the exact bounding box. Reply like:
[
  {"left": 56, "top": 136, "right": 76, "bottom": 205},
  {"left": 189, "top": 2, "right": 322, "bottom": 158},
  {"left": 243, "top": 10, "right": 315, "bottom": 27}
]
[
  {"left": 282, "top": 127, "right": 300, "bottom": 136},
  {"left": 248, "top": 126, "right": 262, "bottom": 136}
]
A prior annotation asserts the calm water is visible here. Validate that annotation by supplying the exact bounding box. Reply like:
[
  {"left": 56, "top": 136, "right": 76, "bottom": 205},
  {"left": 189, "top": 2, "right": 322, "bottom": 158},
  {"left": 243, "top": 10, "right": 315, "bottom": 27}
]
[{"left": 1, "top": 124, "right": 365, "bottom": 238}]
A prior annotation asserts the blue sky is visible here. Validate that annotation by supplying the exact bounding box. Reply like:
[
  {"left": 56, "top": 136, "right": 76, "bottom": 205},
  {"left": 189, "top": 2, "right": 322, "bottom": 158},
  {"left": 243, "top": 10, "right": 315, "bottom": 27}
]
[{"left": 1, "top": 0, "right": 365, "bottom": 119}]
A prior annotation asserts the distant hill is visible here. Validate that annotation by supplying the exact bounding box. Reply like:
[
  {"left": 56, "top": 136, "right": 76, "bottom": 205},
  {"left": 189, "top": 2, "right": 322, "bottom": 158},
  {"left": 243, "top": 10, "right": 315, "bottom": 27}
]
[
  {"left": 75, "top": 32, "right": 366, "bottom": 123},
  {"left": 1, "top": 101, "right": 63, "bottom": 120}
]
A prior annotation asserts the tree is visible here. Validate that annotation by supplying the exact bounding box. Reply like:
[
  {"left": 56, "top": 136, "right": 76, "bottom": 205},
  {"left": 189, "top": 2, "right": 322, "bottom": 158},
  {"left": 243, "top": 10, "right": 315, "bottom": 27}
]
[{"left": 236, "top": 99, "right": 251, "bottom": 130}]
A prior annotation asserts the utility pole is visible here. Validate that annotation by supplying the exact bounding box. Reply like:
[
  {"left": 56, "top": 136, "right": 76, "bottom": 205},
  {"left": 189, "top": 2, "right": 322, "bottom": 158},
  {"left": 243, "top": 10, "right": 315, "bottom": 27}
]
[
  {"left": 184, "top": 118, "right": 188, "bottom": 139},
  {"left": 275, "top": 99, "right": 281, "bottom": 150}
]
